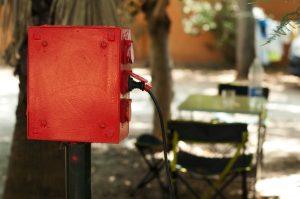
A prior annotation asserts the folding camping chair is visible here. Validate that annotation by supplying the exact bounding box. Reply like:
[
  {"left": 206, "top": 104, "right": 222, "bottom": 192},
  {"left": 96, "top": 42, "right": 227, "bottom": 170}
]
[
  {"left": 168, "top": 120, "right": 253, "bottom": 199},
  {"left": 130, "top": 134, "right": 167, "bottom": 196}
]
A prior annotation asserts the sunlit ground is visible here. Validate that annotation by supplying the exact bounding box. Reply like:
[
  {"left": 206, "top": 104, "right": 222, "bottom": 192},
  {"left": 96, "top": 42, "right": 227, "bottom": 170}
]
[
  {"left": 256, "top": 174, "right": 300, "bottom": 199},
  {"left": 0, "top": 65, "right": 18, "bottom": 196},
  {"left": 1, "top": 66, "right": 300, "bottom": 198}
]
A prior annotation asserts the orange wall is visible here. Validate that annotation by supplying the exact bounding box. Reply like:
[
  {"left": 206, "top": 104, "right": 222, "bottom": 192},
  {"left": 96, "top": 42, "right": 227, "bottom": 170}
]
[
  {"left": 132, "top": 1, "right": 300, "bottom": 65},
  {"left": 258, "top": 0, "right": 299, "bottom": 20},
  {"left": 130, "top": 13, "right": 149, "bottom": 64},
  {"left": 168, "top": 0, "right": 223, "bottom": 64},
  {"left": 132, "top": 0, "right": 223, "bottom": 64}
]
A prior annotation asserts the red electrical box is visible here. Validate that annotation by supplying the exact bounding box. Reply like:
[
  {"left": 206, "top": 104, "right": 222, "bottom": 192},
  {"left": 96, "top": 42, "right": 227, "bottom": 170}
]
[{"left": 27, "top": 26, "right": 134, "bottom": 143}]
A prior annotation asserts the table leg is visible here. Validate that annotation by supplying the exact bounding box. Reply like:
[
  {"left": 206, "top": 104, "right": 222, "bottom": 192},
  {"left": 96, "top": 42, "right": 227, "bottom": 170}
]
[{"left": 256, "top": 114, "right": 264, "bottom": 179}]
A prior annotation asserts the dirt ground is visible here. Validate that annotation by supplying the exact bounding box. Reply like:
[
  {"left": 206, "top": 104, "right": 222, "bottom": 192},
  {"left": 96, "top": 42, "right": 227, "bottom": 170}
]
[{"left": 1, "top": 65, "right": 300, "bottom": 199}]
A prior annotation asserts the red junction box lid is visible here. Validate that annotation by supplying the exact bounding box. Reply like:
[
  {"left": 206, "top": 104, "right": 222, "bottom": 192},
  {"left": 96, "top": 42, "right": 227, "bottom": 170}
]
[{"left": 27, "top": 26, "right": 132, "bottom": 143}]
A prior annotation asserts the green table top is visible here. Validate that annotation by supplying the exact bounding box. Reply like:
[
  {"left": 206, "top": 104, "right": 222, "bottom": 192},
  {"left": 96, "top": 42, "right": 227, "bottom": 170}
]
[{"left": 178, "top": 94, "right": 267, "bottom": 115}]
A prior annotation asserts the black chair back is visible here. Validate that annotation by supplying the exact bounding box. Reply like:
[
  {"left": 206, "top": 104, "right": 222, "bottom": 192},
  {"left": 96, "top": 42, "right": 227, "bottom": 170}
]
[
  {"left": 168, "top": 120, "right": 248, "bottom": 143},
  {"left": 218, "top": 83, "right": 269, "bottom": 99}
]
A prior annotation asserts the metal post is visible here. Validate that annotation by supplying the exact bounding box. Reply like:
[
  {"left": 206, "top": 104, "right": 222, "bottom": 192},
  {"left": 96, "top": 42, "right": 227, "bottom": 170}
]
[{"left": 65, "top": 143, "right": 91, "bottom": 199}]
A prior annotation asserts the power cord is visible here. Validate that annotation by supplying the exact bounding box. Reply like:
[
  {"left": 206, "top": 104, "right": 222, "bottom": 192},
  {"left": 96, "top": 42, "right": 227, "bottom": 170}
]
[
  {"left": 147, "top": 90, "right": 175, "bottom": 199},
  {"left": 128, "top": 75, "right": 175, "bottom": 199}
]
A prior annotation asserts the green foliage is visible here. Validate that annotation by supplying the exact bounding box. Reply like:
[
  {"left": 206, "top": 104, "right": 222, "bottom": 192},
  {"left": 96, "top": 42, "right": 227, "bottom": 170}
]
[
  {"left": 181, "top": 0, "right": 237, "bottom": 64},
  {"left": 182, "top": 0, "right": 217, "bottom": 35},
  {"left": 264, "top": 6, "right": 300, "bottom": 44},
  {"left": 250, "top": 0, "right": 300, "bottom": 45}
]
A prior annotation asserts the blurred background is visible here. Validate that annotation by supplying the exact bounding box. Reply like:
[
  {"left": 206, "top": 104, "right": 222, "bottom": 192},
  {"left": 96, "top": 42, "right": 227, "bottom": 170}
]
[{"left": 1, "top": 0, "right": 300, "bottom": 199}]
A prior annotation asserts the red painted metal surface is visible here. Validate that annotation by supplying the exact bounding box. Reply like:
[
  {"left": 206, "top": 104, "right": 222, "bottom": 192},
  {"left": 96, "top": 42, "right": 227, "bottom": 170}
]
[{"left": 27, "top": 26, "right": 133, "bottom": 143}]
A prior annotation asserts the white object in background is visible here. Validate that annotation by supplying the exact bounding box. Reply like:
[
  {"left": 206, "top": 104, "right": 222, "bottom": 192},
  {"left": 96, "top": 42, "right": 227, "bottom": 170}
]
[{"left": 248, "top": 58, "right": 265, "bottom": 109}]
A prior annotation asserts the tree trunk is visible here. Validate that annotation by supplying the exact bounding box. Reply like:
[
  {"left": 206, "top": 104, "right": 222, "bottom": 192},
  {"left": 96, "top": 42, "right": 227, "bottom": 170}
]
[
  {"left": 4, "top": 1, "right": 121, "bottom": 198},
  {"left": 143, "top": 0, "right": 173, "bottom": 138},
  {"left": 3, "top": 43, "right": 65, "bottom": 199},
  {"left": 236, "top": 0, "right": 255, "bottom": 79},
  {"left": 3, "top": 1, "right": 65, "bottom": 198}
]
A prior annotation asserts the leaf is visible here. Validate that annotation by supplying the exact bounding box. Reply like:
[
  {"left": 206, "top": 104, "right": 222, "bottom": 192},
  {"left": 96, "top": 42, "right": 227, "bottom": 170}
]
[{"left": 265, "top": 6, "right": 300, "bottom": 44}]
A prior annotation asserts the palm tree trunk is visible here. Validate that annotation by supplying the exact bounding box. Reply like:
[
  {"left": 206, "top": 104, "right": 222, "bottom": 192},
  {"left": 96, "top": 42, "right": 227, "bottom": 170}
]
[
  {"left": 236, "top": 0, "right": 255, "bottom": 79},
  {"left": 3, "top": 1, "right": 65, "bottom": 198},
  {"left": 3, "top": 40, "right": 65, "bottom": 199},
  {"left": 143, "top": 0, "right": 173, "bottom": 138},
  {"left": 4, "top": 1, "right": 121, "bottom": 198}
]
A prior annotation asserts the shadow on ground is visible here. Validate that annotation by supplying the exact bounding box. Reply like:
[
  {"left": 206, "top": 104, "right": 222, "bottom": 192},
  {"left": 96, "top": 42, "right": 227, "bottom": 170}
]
[{"left": 91, "top": 143, "right": 252, "bottom": 199}]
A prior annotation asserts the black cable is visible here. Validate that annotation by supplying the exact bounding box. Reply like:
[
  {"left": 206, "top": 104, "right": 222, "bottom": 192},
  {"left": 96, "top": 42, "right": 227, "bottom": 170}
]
[
  {"left": 128, "top": 76, "right": 175, "bottom": 198},
  {"left": 147, "top": 90, "right": 175, "bottom": 199}
]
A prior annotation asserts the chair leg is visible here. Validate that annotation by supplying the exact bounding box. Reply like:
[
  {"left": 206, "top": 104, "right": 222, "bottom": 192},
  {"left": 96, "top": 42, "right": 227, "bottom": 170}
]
[
  {"left": 241, "top": 171, "right": 248, "bottom": 199},
  {"left": 130, "top": 170, "right": 156, "bottom": 196},
  {"left": 208, "top": 172, "right": 248, "bottom": 199},
  {"left": 260, "top": 125, "right": 267, "bottom": 166},
  {"left": 208, "top": 173, "right": 238, "bottom": 199},
  {"left": 172, "top": 172, "right": 239, "bottom": 199},
  {"left": 206, "top": 178, "right": 228, "bottom": 199},
  {"left": 177, "top": 174, "right": 200, "bottom": 199},
  {"left": 130, "top": 161, "right": 165, "bottom": 196},
  {"left": 171, "top": 171, "right": 179, "bottom": 199}
]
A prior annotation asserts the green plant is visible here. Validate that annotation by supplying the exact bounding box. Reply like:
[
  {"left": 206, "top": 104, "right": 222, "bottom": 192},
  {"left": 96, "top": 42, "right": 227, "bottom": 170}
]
[
  {"left": 181, "top": 0, "right": 237, "bottom": 64},
  {"left": 264, "top": 6, "right": 300, "bottom": 44}
]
